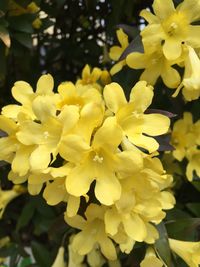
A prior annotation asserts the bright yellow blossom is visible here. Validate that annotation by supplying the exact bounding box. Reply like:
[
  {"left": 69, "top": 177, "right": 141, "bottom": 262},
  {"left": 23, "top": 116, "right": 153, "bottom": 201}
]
[
  {"left": 65, "top": 204, "right": 117, "bottom": 261},
  {"left": 173, "top": 46, "right": 200, "bottom": 101},
  {"left": 169, "top": 238, "right": 200, "bottom": 267},
  {"left": 2, "top": 74, "right": 57, "bottom": 120},
  {"left": 126, "top": 44, "right": 181, "bottom": 88},
  {"left": 104, "top": 81, "right": 170, "bottom": 153},
  {"left": 109, "top": 29, "right": 129, "bottom": 75},
  {"left": 141, "top": 0, "right": 200, "bottom": 60}
]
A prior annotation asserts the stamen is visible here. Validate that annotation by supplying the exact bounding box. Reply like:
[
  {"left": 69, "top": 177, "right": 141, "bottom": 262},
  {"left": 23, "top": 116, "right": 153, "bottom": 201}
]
[{"left": 93, "top": 154, "right": 104, "bottom": 163}]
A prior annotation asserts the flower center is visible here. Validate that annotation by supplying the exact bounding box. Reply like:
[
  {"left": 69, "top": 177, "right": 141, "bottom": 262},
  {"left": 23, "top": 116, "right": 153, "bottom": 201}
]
[
  {"left": 44, "top": 131, "right": 49, "bottom": 139},
  {"left": 93, "top": 154, "right": 104, "bottom": 163}
]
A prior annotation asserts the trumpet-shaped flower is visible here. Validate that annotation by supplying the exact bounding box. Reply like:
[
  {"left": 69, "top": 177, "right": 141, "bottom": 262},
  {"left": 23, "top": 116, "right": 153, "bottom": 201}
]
[
  {"left": 141, "top": 0, "right": 200, "bottom": 60},
  {"left": 172, "top": 112, "right": 197, "bottom": 161},
  {"left": 140, "top": 247, "right": 163, "bottom": 267},
  {"left": 65, "top": 204, "right": 117, "bottom": 261},
  {"left": 169, "top": 238, "right": 200, "bottom": 267},
  {"left": 173, "top": 46, "right": 200, "bottom": 101},
  {"left": 57, "top": 81, "right": 102, "bottom": 111},
  {"left": 16, "top": 97, "right": 79, "bottom": 171},
  {"left": 63, "top": 117, "right": 143, "bottom": 205},
  {"left": 52, "top": 247, "right": 66, "bottom": 267},
  {"left": 76, "top": 65, "right": 103, "bottom": 91},
  {"left": 2, "top": 74, "right": 58, "bottom": 120},
  {"left": 109, "top": 29, "right": 129, "bottom": 75},
  {"left": 126, "top": 44, "right": 181, "bottom": 88},
  {"left": 104, "top": 81, "right": 170, "bottom": 153}
]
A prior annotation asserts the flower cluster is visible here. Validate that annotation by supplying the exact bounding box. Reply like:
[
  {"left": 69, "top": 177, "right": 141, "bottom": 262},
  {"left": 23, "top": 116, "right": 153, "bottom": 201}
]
[
  {"left": 0, "top": 63, "right": 175, "bottom": 264},
  {"left": 171, "top": 112, "right": 200, "bottom": 181},
  {"left": 109, "top": 0, "right": 200, "bottom": 101}
]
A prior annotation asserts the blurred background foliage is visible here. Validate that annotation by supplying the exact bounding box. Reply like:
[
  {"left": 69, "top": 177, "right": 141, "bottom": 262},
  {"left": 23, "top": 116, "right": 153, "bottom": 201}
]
[{"left": 0, "top": 0, "right": 200, "bottom": 267}]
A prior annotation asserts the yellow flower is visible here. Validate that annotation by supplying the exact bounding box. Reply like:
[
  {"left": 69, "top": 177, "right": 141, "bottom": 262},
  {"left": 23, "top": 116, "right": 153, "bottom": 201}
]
[
  {"left": 57, "top": 81, "right": 102, "bottom": 111},
  {"left": 65, "top": 204, "right": 117, "bottom": 261},
  {"left": 126, "top": 44, "right": 181, "bottom": 88},
  {"left": 104, "top": 81, "right": 170, "bottom": 153},
  {"left": 63, "top": 117, "right": 142, "bottom": 205},
  {"left": 8, "top": 1, "right": 40, "bottom": 16},
  {"left": 0, "top": 185, "right": 25, "bottom": 218},
  {"left": 76, "top": 65, "right": 102, "bottom": 91},
  {"left": 169, "top": 238, "right": 200, "bottom": 267},
  {"left": 16, "top": 99, "right": 79, "bottom": 171},
  {"left": 2, "top": 74, "right": 57, "bottom": 120},
  {"left": 141, "top": 0, "right": 200, "bottom": 60},
  {"left": 173, "top": 46, "right": 200, "bottom": 101},
  {"left": 140, "top": 247, "right": 163, "bottom": 267},
  {"left": 172, "top": 112, "right": 196, "bottom": 161},
  {"left": 109, "top": 29, "right": 129, "bottom": 75},
  {"left": 52, "top": 247, "right": 66, "bottom": 267},
  {"left": 186, "top": 147, "right": 200, "bottom": 181}
]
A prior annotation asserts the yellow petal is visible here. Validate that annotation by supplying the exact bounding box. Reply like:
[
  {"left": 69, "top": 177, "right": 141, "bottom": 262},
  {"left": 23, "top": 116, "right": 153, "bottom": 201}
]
[
  {"left": 187, "top": 25, "right": 200, "bottom": 47},
  {"left": 105, "top": 208, "right": 120, "bottom": 235},
  {"left": 32, "top": 96, "right": 56, "bottom": 122},
  {"left": 130, "top": 81, "right": 154, "bottom": 113},
  {"left": 163, "top": 38, "right": 182, "bottom": 60},
  {"left": 52, "top": 247, "right": 66, "bottom": 267},
  {"left": 66, "top": 195, "right": 80, "bottom": 217},
  {"left": 161, "top": 65, "right": 181, "bottom": 88},
  {"left": 93, "top": 117, "right": 123, "bottom": 152},
  {"left": 153, "top": 0, "right": 175, "bottom": 20},
  {"left": 66, "top": 164, "right": 93, "bottom": 197},
  {"left": 126, "top": 52, "right": 147, "bottom": 69},
  {"left": 99, "top": 235, "right": 117, "bottom": 261},
  {"left": 142, "top": 114, "right": 170, "bottom": 136},
  {"left": 140, "top": 9, "right": 159, "bottom": 24},
  {"left": 30, "top": 145, "right": 51, "bottom": 171},
  {"left": 117, "top": 29, "right": 129, "bottom": 48},
  {"left": 0, "top": 115, "right": 17, "bottom": 134},
  {"left": 129, "top": 134, "right": 159, "bottom": 153},
  {"left": 2, "top": 105, "right": 22, "bottom": 120},
  {"left": 110, "top": 60, "right": 126, "bottom": 76},
  {"left": 123, "top": 214, "right": 147, "bottom": 241},
  {"left": 12, "top": 81, "right": 33, "bottom": 105},
  {"left": 95, "top": 174, "right": 121, "bottom": 205},
  {"left": 104, "top": 83, "right": 127, "bottom": 113},
  {"left": 36, "top": 74, "right": 54, "bottom": 95},
  {"left": 43, "top": 178, "right": 66, "bottom": 205},
  {"left": 109, "top": 46, "right": 123, "bottom": 61}
]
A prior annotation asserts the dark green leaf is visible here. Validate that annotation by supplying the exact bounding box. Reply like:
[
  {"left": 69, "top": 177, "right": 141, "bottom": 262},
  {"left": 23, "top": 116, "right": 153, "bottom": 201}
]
[
  {"left": 155, "top": 222, "right": 172, "bottom": 267},
  {"left": 12, "top": 32, "right": 32, "bottom": 48},
  {"left": 31, "top": 241, "right": 51, "bottom": 267},
  {"left": 16, "top": 201, "right": 36, "bottom": 231},
  {"left": 166, "top": 218, "right": 200, "bottom": 241},
  {"left": 186, "top": 203, "right": 200, "bottom": 217}
]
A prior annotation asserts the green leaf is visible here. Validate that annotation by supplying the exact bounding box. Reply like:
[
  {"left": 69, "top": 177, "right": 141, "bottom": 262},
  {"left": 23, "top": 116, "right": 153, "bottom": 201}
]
[
  {"left": 12, "top": 32, "right": 32, "bottom": 48},
  {"left": 186, "top": 203, "right": 200, "bottom": 217},
  {"left": 8, "top": 14, "right": 35, "bottom": 33},
  {"left": 155, "top": 222, "right": 173, "bottom": 267},
  {"left": 16, "top": 201, "right": 36, "bottom": 231},
  {"left": 166, "top": 218, "right": 200, "bottom": 241},
  {"left": 31, "top": 241, "right": 51, "bottom": 267}
]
